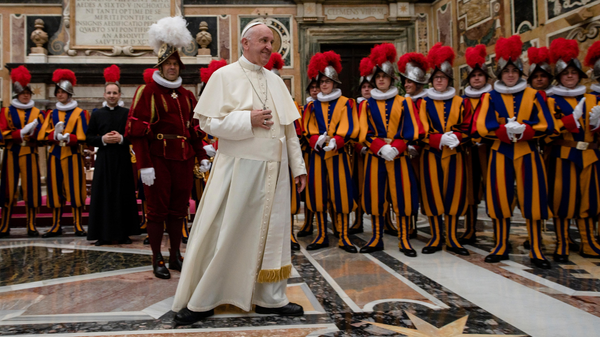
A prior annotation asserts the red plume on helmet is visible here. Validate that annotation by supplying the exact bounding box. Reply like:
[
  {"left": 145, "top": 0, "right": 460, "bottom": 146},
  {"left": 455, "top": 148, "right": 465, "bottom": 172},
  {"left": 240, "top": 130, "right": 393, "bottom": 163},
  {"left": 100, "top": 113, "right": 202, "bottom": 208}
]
[
  {"left": 143, "top": 68, "right": 157, "bottom": 85},
  {"left": 495, "top": 35, "right": 523, "bottom": 62},
  {"left": 584, "top": 41, "right": 600, "bottom": 67},
  {"left": 307, "top": 52, "right": 327, "bottom": 80},
  {"left": 322, "top": 51, "right": 342, "bottom": 74},
  {"left": 200, "top": 59, "right": 228, "bottom": 83},
  {"left": 527, "top": 46, "right": 550, "bottom": 65},
  {"left": 103, "top": 65, "right": 121, "bottom": 83},
  {"left": 397, "top": 52, "right": 429, "bottom": 74},
  {"left": 265, "top": 53, "right": 284, "bottom": 71},
  {"left": 52, "top": 69, "right": 77, "bottom": 86},
  {"left": 465, "top": 44, "right": 487, "bottom": 69},
  {"left": 11, "top": 65, "right": 31, "bottom": 86},
  {"left": 359, "top": 57, "right": 375, "bottom": 77},
  {"left": 427, "top": 42, "right": 455, "bottom": 69},
  {"left": 370, "top": 43, "right": 397, "bottom": 67},
  {"left": 549, "top": 38, "right": 579, "bottom": 64}
]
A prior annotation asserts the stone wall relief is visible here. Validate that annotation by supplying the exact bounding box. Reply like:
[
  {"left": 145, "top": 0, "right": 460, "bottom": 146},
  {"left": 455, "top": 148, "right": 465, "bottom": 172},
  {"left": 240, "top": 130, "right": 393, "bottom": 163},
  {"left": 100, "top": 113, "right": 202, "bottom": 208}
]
[
  {"left": 436, "top": 3, "right": 452, "bottom": 47},
  {"left": 416, "top": 13, "right": 429, "bottom": 54},
  {"left": 547, "top": 0, "right": 600, "bottom": 22},
  {"left": 239, "top": 15, "right": 293, "bottom": 67},
  {"left": 457, "top": 0, "right": 503, "bottom": 56}
]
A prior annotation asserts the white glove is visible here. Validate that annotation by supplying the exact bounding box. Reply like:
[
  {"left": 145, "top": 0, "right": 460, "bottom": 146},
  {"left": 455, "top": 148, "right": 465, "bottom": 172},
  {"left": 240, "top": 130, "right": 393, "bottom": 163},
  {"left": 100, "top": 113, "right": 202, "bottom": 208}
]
[
  {"left": 199, "top": 159, "right": 211, "bottom": 173},
  {"left": 203, "top": 144, "right": 216, "bottom": 157},
  {"left": 360, "top": 147, "right": 367, "bottom": 155},
  {"left": 378, "top": 144, "right": 399, "bottom": 161},
  {"left": 572, "top": 97, "right": 586, "bottom": 122},
  {"left": 590, "top": 105, "right": 600, "bottom": 129},
  {"left": 323, "top": 138, "right": 337, "bottom": 152},
  {"left": 440, "top": 132, "right": 460, "bottom": 149},
  {"left": 408, "top": 145, "right": 419, "bottom": 157},
  {"left": 140, "top": 167, "right": 155, "bottom": 186},
  {"left": 20, "top": 119, "right": 39, "bottom": 138},
  {"left": 56, "top": 133, "right": 70, "bottom": 144},
  {"left": 504, "top": 117, "right": 526, "bottom": 141},
  {"left": 315, "top": 132, "right": 328, "bottom": 150},
  {"left": 53, "top": 121, "right": 65, "bottom": 140}
]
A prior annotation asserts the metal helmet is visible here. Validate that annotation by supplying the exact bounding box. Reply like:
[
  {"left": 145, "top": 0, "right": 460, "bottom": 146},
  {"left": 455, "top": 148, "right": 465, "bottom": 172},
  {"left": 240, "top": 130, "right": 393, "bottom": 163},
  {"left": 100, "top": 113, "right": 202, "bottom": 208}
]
[
  {"left": 495, "top": 57, "right": 524, "bottom": 78},
  {"left": 402, "top": 62, "right": 428, "bottom": 84},
  {"left": 554, "top": 58, "right": 588, "bottom": 79},
  {"left": 527, "top": 63, "right": 553, "bottom": 84},
  {"left": 320, "top": 65, "right": 342, "bottom": 85},
  {"left": 427, "top": 43, "right": 455, "bottom": 82},
  {"left": 550, "top": 38, "right": 587, "bottom": 82},
  {"left": 462, "top": 63, "right": 492, "bottom": 87},
  {"left": 148, "top": 17, "right": 192, "bottom": 70},
  {"left": 305, "top": 77, "right": 319, "bottom": 93},
  {"left": 10, "top": 65, "right": 33, "bottom": 97},
  {"left": 373, "top": 61, "right": 397, "bottom": 81},
  {"left": 52, "top": 69, "right": 76, "bottom": 96},
  {"left": 398, "top": 52, "right": 429, "bottom": 85},
  {"left": 462, "top": 44, "right": 492, "bottom": 87},
  {"left": 430, "top": 61, "right": 454, "bottom": 82},
  {"left": 494, "top": 35, "right": 524, "bottom": 78},
  {"left": 369, "top": 43, "right": 398, "bottom": 81},
  {"left": 584, "top": 40, "right": 600, "bottom": 82},
  {"left": 359, "top": 56, "right": 375, "bottom": 86},
  {"left": 57, "top": 80, "right": 74, "bottom": 95}
]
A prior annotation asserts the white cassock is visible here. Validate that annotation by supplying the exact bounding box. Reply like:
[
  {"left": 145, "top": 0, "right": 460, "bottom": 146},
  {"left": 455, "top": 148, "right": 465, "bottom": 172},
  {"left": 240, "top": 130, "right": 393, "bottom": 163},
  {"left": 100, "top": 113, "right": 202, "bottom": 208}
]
[{"left": 172, "top": 56, "right": 306, "bottom": 312}]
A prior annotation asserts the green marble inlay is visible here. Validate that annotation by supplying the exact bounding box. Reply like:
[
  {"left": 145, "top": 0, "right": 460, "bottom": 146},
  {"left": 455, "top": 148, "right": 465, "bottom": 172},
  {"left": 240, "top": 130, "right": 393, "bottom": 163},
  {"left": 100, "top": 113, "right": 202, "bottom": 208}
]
[{"left": 0, "top": 246, "right": 152, "bottom": 287}]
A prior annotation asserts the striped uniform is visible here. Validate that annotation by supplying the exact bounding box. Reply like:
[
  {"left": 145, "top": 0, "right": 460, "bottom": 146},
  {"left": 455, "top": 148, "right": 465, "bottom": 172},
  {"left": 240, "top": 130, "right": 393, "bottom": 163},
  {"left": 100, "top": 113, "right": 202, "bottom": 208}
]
[
  {"left": 359, "top": 95, "right": 423, "bottom": 250},
  {"left": 477, "top": 87, "right": 555, "bottom": 260},
  {"left": 547, "top": 93, "right": 600, "bottom": 257},
  {"left": 460, "top": 92, "right": 491, "bottom": 241},
  {"left": 350, "top": 98, "right": 368, "bottom": 232},
  {"left": 304, "top": 95, "right": 359, "bottom": 247},
  {"left": 290, "top": 102, "right": 304, "bottom": 246},
  {"left": 0, "top": 105, "right": 44, "bottom": 234},
  {"left": 419, "top": 95, "right": 469, "bottom": 249},
  {"left": 297, "top": 101, "right": 315, "bottom": 235},
  {"left": 38, "top": 106, "right": 90, "bottom": 234}
]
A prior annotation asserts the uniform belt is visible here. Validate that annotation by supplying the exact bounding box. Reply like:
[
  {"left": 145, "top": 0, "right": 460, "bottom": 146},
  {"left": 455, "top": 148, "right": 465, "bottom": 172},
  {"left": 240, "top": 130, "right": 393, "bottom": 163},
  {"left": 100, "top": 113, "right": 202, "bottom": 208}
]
[
  {"left": 554, "top": 139, "right": 598, "bottom": 150},
  {"left": 15, "top": 141, "right": 37, "bottom": 147},
  {"left": 156, "top": 133, "right": 187, "bottom": 140}
]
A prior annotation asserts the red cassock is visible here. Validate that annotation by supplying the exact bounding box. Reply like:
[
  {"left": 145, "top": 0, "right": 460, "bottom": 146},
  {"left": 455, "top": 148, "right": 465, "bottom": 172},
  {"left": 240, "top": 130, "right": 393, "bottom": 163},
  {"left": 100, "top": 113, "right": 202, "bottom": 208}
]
[{"left": 126, "top": 80, "right": 208, "bottom": 223}]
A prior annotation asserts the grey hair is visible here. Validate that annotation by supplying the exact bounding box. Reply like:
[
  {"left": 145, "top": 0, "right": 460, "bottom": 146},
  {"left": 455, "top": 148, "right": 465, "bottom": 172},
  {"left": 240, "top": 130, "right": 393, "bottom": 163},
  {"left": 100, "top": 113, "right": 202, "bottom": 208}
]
[{"left": 240, "top": 22, "right": 266, "bottom": 54}]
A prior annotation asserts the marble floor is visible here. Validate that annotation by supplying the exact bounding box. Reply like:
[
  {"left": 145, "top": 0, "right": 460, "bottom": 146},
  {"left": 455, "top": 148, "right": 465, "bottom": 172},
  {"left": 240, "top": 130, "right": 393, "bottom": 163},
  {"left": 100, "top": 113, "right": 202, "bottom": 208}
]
[{"left": 1, "top": 207, "right": 600, "bottom": 336}]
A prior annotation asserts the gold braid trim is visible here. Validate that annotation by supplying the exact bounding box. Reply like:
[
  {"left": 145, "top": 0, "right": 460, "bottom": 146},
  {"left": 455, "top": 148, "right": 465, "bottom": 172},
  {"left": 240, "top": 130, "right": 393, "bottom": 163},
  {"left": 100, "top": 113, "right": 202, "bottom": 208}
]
[{"left": 256, "top": 264, "right": 292, "bottom": 283}]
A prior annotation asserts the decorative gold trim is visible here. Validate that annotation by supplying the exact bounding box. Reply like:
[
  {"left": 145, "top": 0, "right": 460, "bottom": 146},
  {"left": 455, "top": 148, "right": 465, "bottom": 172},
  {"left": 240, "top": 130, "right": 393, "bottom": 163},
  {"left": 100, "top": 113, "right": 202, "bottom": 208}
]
[{"left": 257, "top": 264, "right": 292, "bottom": 283}]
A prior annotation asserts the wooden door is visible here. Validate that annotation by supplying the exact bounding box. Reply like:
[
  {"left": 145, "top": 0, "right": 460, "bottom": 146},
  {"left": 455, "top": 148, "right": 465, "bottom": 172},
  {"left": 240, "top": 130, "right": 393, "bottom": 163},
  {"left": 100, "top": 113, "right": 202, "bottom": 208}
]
[{"left": 320, "top": 43, "right": 375, "bottom": 99}]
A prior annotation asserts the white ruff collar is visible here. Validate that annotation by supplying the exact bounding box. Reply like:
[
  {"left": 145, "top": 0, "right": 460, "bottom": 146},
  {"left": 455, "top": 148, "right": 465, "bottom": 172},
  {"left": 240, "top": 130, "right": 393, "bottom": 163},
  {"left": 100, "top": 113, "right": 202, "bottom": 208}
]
[
  {"left": 11, "top": 98, "right": 34, "bottom": 110},
  {"left": 56, "top": 100, "right": 78, "bottom": 111},
  {"left": 240, "top": 55, "right": 263, "bottom": 71},
  {"left": 544, "top": 86, "right": 555, "bottom": 96},
  {"left": 465, "top": 84, "right": 492, "bottom": 98},
  {"left": 370, "top": 87, "right": 398, "bottom": 100},
  {"left": 318, "top": 88, "right": 342, "bottom": 102},
  {"left": 591, "top": 83, "right": 600, "bottom": 93},
  {"left": 427, "top": 87, "right": 456, "bottom": 101},
  {"left": 152, "top": 71, "right": 182, "bottom": 89},
  {"left": 103, "top": 100, "right": 125, "bottom": 109},
  {"left": 306, "top": 96, "right": 315, "bottom": 104},
  {"left": 494, "top": 79, "right": 527, "bottom": 94},
  {"left": 553, "top": 84, "right": 587, "bottom": 97},
  {"left": 405, "top": 90, "right": 427, "bottom": 100},
  {"left": 356, "top": 97, "right": 366, "bottom": 104}
]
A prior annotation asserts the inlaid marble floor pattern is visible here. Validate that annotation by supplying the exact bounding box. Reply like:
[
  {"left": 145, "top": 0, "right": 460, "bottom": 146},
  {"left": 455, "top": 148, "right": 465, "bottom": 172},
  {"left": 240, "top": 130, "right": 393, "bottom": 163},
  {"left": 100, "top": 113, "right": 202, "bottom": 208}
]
[{"left": 1, "top": 209, "right": 600, "bottom": 336}]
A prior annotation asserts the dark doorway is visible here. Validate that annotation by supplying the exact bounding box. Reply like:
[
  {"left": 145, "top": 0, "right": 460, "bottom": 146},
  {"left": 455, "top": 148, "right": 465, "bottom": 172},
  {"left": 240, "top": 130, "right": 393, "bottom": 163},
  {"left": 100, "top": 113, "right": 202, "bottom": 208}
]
[{"left": 320, "top": 43, "right": 376, "bottom": 99}]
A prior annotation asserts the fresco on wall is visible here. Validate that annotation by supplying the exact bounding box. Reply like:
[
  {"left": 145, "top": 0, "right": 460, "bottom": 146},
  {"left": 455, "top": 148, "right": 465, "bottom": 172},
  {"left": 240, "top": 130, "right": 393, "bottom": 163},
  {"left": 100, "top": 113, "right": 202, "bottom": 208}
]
[
  {"left": 512, "top": 0, "right": 537, "bottom": 34},
  {"left": 416, "top": 13, "right": 429, "bottom": 54},
  {"left": 457, "top": 0, "right": 503, "bottom": 55},
  {"left": 437, "top": 3, "right": 452, "bottom": 47},
  {"left": 547, "top": 0, "right": 600, "bottom": 21}
]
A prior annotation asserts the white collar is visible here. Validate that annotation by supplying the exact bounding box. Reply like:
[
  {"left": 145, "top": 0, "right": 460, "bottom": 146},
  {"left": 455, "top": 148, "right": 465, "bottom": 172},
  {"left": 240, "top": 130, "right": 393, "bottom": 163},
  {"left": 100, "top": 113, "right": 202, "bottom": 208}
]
[
  {"left": 152, "top": 71, "right": 182, "bottom": 89},
  {"left": 465, "top": 83, "right": 492, "bottom": 98},
  {"left": 545, "top": 86, "right": 555, "bottom": 97},
  {"left": 591, "top": 83, "right": 600, "bottom": 93},
  {"left": 103, "top": 100, "right": 124, "bottom": 109},
  {"left": 370, "top": 87, "right": 398, "bottom": 101},
  {"left": 306, "top": 96, "right": 315, "bottom": 104},
  {"left": 405, "top": 90, "right": 427, "bottom": 100},
  {"left": 494, "top": 79, "right": 527, "bottom": 94},
  {"left": 317, "top": 88, "right": 342, "bottom": 102},
  {"left": 426, "top": 87, "right": 456, "bottom": 101},
  {"left": 239, "top": 55, "right": 263, "bottom": 71},
  {"left": 356, "top": 97, "right": 366, "bottom": 104},
  {"left": 11, "top": 98, "right": 34, "bottom": 110},
  {"left": 553, "top": 84, "right": 587, "bottom": 97},
  {"left": 56, "top": 100, "right": 78, "bottom": 111}
]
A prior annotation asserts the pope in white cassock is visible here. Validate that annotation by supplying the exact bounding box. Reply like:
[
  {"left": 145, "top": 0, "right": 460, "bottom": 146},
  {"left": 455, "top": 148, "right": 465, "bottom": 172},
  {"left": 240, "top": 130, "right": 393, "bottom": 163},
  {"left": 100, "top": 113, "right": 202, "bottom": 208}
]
[{"left": 172, "top": 23, "right": 307, "bottom": 325}]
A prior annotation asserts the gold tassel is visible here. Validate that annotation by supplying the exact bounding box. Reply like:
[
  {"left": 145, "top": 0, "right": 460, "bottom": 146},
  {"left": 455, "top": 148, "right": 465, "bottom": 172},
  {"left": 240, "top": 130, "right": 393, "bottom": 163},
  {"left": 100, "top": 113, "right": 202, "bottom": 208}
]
[{"left": 256, "top": 264, "right": 292, "bottom": 283}]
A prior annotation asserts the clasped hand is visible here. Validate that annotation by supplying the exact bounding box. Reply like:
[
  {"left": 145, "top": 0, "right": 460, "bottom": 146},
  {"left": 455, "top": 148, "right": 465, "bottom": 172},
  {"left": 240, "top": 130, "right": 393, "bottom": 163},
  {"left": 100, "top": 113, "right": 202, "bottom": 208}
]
[
  {"left": 251, "top": 109, "right": 273, "bottom": 130},
  {"left": 102, "top": 131, "right": 122, "bottom": 144}
]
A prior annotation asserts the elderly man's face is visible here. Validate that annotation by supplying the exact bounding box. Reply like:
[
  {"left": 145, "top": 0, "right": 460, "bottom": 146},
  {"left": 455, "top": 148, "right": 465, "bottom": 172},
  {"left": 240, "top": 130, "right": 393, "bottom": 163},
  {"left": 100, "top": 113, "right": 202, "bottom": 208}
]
[
  {"left": 242, "top": 25, "right": 274, "bottom": 67},
  {"left": 161, "top": 56, "right": 180, "bottom": 81}
]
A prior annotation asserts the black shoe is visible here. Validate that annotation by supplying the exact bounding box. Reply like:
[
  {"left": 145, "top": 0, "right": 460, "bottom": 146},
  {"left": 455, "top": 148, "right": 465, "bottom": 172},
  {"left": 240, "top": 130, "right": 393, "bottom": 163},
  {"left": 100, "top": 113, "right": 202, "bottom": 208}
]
[
  {"left": 42, "top": 228, "right": 62, "bottom": 238},
  {"left": 255, "top": 302, "right": 303, "bottom": 316},
  {"left": 384, "top": 229, "right": 398, "bottom": 236},
  {"left": 174, "top": 307, "right": 214, "bottom": 325},
  {"left": 169, "top": 250, "right": 183, "bottom": 271},
  {"left": 400, "top": 248, "right": 417, "bottom": 257},
  {"left": 348, "top": 227, "right": 364, "bottom": 234},
  {"left": 75, "top": 230, "right": 87, "bottom": 237},
  {"left": 421, "top": 245, "right": 442, "bottom": 254},
  {"left": 0, "top": 231, "right": 9, "bottom": 238},
  {"left": 338, "top": 244, "right": 358, "bottom": 253},
  {"left": 553, "top": 253, "right": 569, "bottom": 263},
  {"left": 409, "top": 232, "right": 418, "bottom": 239},
  {"left": 359, "top": 245, "right": 383, "bottom": 254},
  {"left": 531, "top": 258, "right": 551, "bottom": 269},
  {"left": 153, "top": 253, "right": 171, "bottom": 279},
  {"left": 94, "top": 240, "right": 107, "bottom": 246},
  {"left": 27, "top": 230, "right": 39, "bottom": 237},
  {"left": 447, "top": 246, "right": 470, "bottom": 256},
  {"left": 522, "top": 240, "right": 530, "bottom": 250},
  {"left": 291, "top": 241, "right": 300, "bottom": 251},
  {"left": 143, "top": 237, "right": 150, "bottom": 245},
  {"left": 182, "top": 237, "right": 188, "bottom": 244},
  {"left": 306, "top": 242, "right": 329, "bottom": 250},
  {"left": 296, "top": 229, "right": 313, "bottom": 237},
  {"left": 569, "top": 242, "right": 580, "bottom": 252},
  {"left": 484, "top": 254, "right": 509, "bottom": 263},
  {"left": 118, "top": 237, "right": 132, "bottom": 244},
  {"left": 458, "top": 236, "right": 477, "bottom": 245},
  {"left": 579, "top": 251, "right": 600, "bottom": 258}
]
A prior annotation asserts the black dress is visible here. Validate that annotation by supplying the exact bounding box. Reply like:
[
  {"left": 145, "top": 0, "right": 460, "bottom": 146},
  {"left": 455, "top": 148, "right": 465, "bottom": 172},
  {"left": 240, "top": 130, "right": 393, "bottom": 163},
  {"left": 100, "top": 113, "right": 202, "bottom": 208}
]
[{"left": 86, "top": 106, "right": 140, "bottom": 241}]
